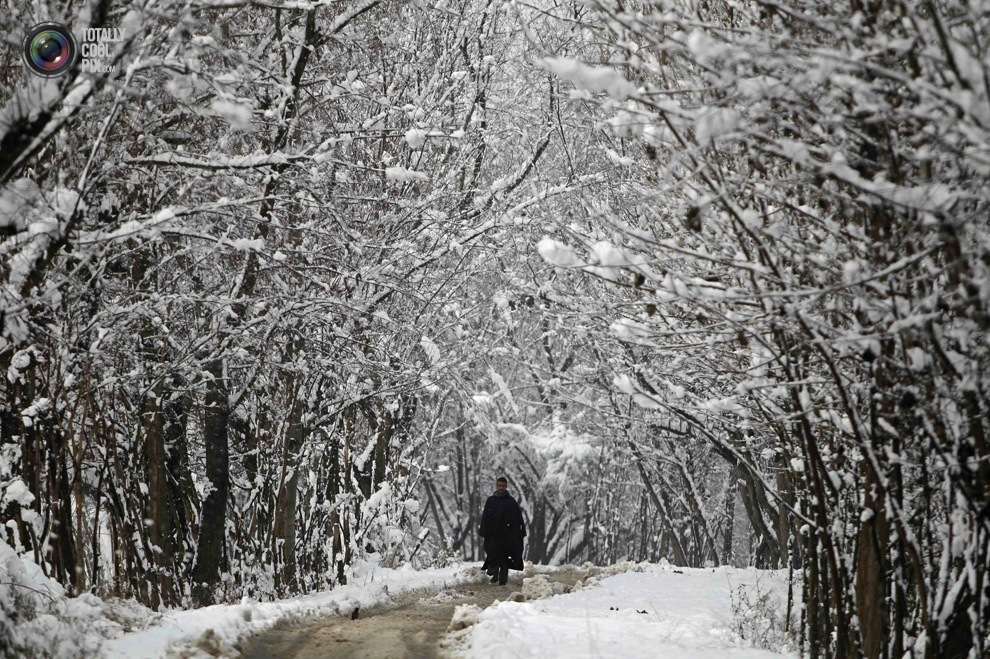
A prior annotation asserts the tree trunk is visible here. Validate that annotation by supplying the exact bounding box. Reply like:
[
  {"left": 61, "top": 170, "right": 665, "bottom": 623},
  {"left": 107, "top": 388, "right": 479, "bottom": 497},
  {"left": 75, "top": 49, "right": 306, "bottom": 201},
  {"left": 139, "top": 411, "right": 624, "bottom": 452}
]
[
  {"left": 142, "top": 381, "right": 176, "bottom": 608},
  {"left": 722, "top": 466, "right": 738, "bottom": 565},
  {"left": 164, "top": 385, "right": 195, "bottom": 570},
  {"left": 0, "top": 362, "right": 31, "bottom": 551},
  {"left": 191, "top": 358, "right": 230, "bottom": 606},
  {"left": 272, "top": 394, "right": 305, "bottom": 594},
  {"left": 47, "top": 426, "right": 77, "bottom": 592},
  {"left": 854, "top": 472, "right": 887, "bottom": 659}
]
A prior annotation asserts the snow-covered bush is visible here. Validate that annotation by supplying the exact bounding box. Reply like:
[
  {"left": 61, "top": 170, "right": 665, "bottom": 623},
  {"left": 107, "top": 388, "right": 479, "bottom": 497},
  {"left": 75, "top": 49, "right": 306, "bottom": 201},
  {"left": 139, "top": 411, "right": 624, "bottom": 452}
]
[
  {"left": 0, "top": 539, "right": 110, "bottom": 658},
  {"left": 728, "top": 577, "right": 796, "bottom": 653},
  {"left": 420, "top": 540, "right": 455, "bottom": 570},
  {"left": 356, "top": 480, "right": 427, "bottom": 569}
]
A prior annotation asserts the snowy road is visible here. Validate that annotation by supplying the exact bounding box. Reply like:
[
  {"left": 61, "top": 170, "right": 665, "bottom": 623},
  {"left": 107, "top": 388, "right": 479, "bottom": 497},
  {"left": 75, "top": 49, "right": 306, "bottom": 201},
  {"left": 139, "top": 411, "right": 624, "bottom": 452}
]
[
  {"left": 240, "top": 564, "right": 796, "bottom": 659},
  {"left": 97, "top": 562, "right": 795, "bottom": 658},
  {"left": 99, "top": 563, "right": 482, "bottom": 658},
  {"left": 239, "top": 580, "right": 510, "bottom": 659},
  {"left": 241, "top": 568, "right": 590, "bottom": 659}
]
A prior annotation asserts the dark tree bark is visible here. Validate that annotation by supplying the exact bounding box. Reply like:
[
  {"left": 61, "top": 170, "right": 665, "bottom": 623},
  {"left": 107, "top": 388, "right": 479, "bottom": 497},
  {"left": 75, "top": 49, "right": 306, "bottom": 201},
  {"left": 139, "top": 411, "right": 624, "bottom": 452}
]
[
  {"left": 142, "top": 381, "right": 178, "bottom": 608},
  {"left": 0, "top": 365, "right": 32, "bottom": 551},
  {"left": 191, "top": 358, "right": 230, "bottom": 606},
  {"left": 722, "top": 466, "right": 738, "bottom": 564},
  {"left": 272, "top": 392, "right": 305, "bottom": 594},
  {"left": 46, "top": 425, "right": 77, "bottom": 592},
  {"left": 163, "top": 384, "right": 195, "bottom": 568}
]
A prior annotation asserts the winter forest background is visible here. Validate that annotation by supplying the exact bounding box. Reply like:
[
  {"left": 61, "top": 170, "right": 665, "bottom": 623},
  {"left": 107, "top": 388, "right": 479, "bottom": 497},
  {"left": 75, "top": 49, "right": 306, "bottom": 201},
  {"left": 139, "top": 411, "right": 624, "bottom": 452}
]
[{"left": 1, "top": 0, "right": 989, "bottom": 657}]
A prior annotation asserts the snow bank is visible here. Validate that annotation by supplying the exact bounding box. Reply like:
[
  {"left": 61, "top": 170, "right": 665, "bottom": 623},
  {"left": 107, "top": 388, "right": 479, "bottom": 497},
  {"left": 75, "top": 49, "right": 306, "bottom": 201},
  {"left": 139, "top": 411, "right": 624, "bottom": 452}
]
[
  {"left": 459, "top": 564, "right": 796, "bottom": 659},
  {"left": 448, "top": 604, "right": 483, "bottom": 631},
  {"left": 520, "top": 574, "right": 568, "bottom": 600},
  {"left": 101, "top": 562, "right": 480, "bottom": 658},
  {"left": 0, "top": 538, "right": 139, "bottom": 658},
  {"left": 1, "top": 536, "right": 482, "bottom": 659}
]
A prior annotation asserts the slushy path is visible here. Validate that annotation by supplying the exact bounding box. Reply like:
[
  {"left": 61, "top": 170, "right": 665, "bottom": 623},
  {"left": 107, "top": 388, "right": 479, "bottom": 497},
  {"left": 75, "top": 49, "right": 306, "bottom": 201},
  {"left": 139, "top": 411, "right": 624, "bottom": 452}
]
[{"left": 241, "top": 567, "right": 591, "bottom": 659}]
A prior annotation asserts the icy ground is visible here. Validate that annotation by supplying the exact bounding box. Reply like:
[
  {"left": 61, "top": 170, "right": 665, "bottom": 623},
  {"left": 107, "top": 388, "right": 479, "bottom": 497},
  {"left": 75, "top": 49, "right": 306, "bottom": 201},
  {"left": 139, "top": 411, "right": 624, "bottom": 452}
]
[{"left": 454, "top": 564, "right": 797, "bottom": 659}]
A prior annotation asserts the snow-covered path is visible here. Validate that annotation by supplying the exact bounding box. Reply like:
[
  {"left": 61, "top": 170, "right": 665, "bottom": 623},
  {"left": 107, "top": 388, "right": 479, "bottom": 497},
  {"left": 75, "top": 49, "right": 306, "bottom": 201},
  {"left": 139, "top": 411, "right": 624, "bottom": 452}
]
[
  {"left": 242, "top": 567, "right": 589, "bottom": 658},
  {"left": 97, "top": 563, "right": 795, "bottom": 658},
  {"left": 457, "top": 565, "right": 797, "bottom": 659},
  {"left": 99, "top": 563, "right": 481, "bottom": 658}
]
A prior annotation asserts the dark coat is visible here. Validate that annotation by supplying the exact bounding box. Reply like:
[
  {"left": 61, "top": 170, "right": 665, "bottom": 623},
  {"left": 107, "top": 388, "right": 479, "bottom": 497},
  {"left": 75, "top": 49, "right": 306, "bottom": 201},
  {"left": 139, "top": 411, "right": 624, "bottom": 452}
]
[{"left": 479, "top": 491, "right": 526, "bottom": 572}]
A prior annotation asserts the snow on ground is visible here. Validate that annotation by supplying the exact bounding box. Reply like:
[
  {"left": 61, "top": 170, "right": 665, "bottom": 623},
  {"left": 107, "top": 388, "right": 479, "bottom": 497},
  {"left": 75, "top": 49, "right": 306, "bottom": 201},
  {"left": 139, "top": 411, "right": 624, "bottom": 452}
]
[
  {"left": 100, "top": 562, "right": 480, "bottom": 658},
  {"left": 458, "top": 564, "right": 797, "bottom": 659}
]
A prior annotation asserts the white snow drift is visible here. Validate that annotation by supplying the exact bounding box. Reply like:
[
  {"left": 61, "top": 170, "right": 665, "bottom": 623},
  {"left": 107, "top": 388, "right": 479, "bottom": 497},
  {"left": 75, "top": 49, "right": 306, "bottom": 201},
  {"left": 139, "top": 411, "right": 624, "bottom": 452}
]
[{"left": 458, "top": 564, "right": 797, "bottom": 659}]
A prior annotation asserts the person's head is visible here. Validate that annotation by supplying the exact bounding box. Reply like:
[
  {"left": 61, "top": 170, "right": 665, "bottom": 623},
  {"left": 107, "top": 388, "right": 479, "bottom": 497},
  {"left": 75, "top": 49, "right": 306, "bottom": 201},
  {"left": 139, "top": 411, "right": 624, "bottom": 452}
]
[{"left": 495, "top": 476, "right": 508, "bottom": 493}]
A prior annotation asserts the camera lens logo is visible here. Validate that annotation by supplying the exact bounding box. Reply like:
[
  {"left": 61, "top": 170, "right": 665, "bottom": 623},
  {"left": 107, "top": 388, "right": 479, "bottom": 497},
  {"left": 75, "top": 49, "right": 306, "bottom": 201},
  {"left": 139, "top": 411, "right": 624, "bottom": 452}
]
[{"left": 22, "top": 22, "right": 78, "bottom": 78}]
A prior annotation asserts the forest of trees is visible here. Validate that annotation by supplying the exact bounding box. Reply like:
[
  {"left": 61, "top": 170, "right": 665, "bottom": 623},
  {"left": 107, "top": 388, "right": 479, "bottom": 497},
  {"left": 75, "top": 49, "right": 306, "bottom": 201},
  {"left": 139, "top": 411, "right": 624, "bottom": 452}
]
[{"left": 2, "top": 0, "right": 988, "bottom": 657}]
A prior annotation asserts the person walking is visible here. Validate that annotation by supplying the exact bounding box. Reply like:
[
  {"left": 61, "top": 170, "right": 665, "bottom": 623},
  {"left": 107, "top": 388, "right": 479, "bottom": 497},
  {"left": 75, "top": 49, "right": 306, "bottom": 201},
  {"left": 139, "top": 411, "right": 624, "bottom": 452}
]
[{"left": 479, "top": 476, "right": 526, "bottom": 585}]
